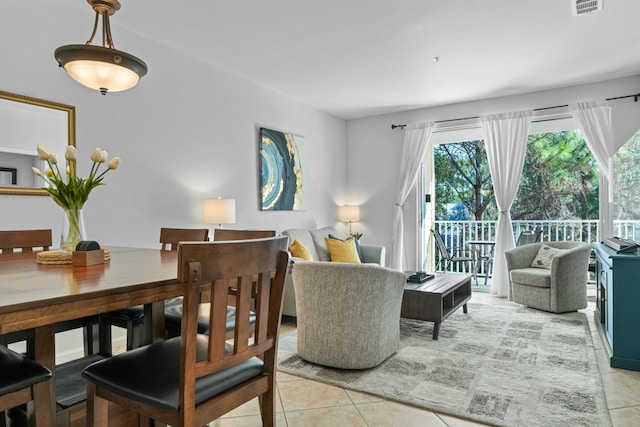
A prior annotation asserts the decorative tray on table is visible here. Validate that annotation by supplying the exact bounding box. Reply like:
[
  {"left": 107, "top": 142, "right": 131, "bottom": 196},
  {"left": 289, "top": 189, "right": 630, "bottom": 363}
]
[
  {"left": 406, "top": 271, "right": 434, "bottom": 283},
  {"left": 37, "top": 248, "right": 111, "bottom": 265}
]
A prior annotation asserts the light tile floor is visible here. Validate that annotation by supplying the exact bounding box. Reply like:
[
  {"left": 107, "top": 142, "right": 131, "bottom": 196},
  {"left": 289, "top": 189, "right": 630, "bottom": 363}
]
[{"left": 210, "top": 290, "right": 640, "bottom": 427}]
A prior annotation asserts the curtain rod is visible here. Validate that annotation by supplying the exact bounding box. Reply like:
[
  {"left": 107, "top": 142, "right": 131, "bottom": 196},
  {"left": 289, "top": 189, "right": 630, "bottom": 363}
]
[{"left": 390, "top": 92, "right": 640, "bottom": 129}]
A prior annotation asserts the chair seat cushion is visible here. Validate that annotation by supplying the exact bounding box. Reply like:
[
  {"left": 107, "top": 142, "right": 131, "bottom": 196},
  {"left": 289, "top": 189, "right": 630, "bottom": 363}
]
[
  {"left": 105, "top": 297, "right": 183, "bottom": 324},
  {"left": 0, "top": 345, "right": 52, "bottom": 395},
  {"left": 164, "top": 303, "right": 256, "bottom": 335},
  {"left": 510, "top": 267, "right": 551, "bottom": 288},
  {"left": 105, "top": 305, "right": 145, "bottom": 323},
  {"left": 81, "top": 335, "right": 264, "bottom": 411}
]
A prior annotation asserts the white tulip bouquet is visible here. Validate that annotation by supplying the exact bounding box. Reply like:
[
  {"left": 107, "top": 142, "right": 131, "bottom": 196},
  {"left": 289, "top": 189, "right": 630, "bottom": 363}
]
[
  {"left": 33, "top": 144, "right": 121, "bottom": 210},
  {"left": 33, "top": 144, "right": 121, "bottom": 249}
]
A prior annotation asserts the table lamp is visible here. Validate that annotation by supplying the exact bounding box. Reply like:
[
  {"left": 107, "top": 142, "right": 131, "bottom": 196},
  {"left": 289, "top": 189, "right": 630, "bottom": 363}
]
[
  {"left": 204, "top": 198, "right": 236, "bottom": 229},
  {"left": 337, "top": 205, "right": 360, "bottom": 235}
]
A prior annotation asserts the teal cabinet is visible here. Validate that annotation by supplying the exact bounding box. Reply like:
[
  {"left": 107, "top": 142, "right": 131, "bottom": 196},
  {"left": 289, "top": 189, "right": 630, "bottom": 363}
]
[{"left": 595, "top": 243, "right": 640, "bottom": 371}]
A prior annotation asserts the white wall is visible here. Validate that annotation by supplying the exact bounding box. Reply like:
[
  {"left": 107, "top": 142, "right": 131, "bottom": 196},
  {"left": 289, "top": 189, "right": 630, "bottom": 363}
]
[
  {"left": 1, "top": 3, "right": 348, "bottom": 247},
  {"left": 1, "top": 3, "right": 347, "bottom": 362},
  {"left": 347, "top": 75, "right": 640, "bottom": 271}
]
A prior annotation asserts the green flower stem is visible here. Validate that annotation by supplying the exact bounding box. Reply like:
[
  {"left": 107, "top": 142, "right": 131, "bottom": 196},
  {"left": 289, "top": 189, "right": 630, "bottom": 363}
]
[{"left": 62, "top": 209, "right": 84, "bottom": 251}]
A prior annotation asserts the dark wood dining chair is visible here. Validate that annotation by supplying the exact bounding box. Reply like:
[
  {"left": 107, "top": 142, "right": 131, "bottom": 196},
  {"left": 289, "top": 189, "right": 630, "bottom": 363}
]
[
  {"left": 0, "top": 230, "right": 98, "bottom": 358},
  {"left": 0, "top": 229, "right": 52, "bottom": 253},
  {"left": 213, "top": 228, "right": 276, "bottom": 241},
  {"left": 159, "top": 227, "right": 210, "bottom": 250},
  {"left": 98, "top": 227, "right": 210, "bottom": 354},
  {"left": 82, "top": 236, "right": 289, "bottom": 427},
  {"left": 0, "top": 230, "right": 54, "bottom": 354},
  {"left": 0, "top": 345, "right": 53, "bottom": 427},
  {"left": 163, "top": 229, "right": 276, "bottom": 338}
]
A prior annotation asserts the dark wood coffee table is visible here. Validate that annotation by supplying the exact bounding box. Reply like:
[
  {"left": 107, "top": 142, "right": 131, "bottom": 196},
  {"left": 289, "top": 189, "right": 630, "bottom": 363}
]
[{"left": 401, "top": 273, "right": 472, "bottom": 339}]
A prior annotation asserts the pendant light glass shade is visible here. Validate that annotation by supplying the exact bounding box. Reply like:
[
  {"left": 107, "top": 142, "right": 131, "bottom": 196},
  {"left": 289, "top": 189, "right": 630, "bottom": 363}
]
[
  {"left": 55, "top": 45, "right": 146, "bottom": 94},
  {"left": 54, "top": 0, "right": 147, "bottom": 95}
]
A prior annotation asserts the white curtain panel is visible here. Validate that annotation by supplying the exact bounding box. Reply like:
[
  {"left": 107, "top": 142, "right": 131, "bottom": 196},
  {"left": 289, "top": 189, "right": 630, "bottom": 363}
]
[
  {"left": 569, "top": 100, "right": 616, "bottom": 238},
  {"left": 481, "top": 110, "right": 533, "bottom": 297},
  {"left": 569, "top": 100, "right": 616, "bottom": 186},
  {"left": 390, "top": 122, "right": 434, "bottom": 271}
]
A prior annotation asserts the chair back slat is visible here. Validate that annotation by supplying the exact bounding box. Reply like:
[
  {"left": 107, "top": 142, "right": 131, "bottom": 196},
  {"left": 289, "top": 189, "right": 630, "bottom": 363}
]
[
  {"left": 516, "top": 228, "right": 543, "bottom": 246},
  {"left": 177, "top": 237, "right": 289, "bottom": 405},
  {"left": 431, "top": 229, "right": 450, "bottom": 260},
  {"left": 0, "top": 229, "right": 52, "bottom": 253},
  {"left": 254, "top": 273, "right": 272, "bottom": 344},
  {"left": 159, "top": 227, "right": 209, "bottom": 251},
  {"left": 212, "top": 229, "right": 276, "bottom": 308},
  {"left": 209, "top": 279, "right": 230, "bottom": 358},
  {"left": 233, "top": 276, "right": 254, "bottom": 352},
  {"left": 213, "top": 229, "right": 276, "bottom": 241}
]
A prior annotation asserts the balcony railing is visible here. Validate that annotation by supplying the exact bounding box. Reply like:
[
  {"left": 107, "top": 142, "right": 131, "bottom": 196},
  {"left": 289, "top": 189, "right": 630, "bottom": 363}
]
[{"left": 429, "top": 219, "right": 640, "bottom": 277}]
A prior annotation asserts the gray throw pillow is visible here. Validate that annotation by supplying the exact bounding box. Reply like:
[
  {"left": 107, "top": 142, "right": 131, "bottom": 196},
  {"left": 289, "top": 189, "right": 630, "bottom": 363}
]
[{"left": 531, "top": 244, "right": 566, "bottom": 269}]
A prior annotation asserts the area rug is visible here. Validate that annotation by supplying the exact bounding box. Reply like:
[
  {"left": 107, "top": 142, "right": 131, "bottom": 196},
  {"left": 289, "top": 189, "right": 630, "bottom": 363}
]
[{"left": 277, "top": 303, "right": 611, "bottom": 427}]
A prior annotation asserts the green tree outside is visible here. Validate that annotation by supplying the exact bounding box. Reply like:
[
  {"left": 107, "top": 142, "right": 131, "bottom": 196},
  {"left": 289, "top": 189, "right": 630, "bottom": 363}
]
[
  {"left": 434, "top": 130, "right": 599, "bottom": 221},
  {"left": 613, "top": 131, "right": 640, "bottom": 220}
]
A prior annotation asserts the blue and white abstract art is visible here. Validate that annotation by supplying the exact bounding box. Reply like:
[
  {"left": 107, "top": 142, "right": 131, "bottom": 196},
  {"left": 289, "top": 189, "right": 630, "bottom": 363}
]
[{"left": 259, "top": 127, "right": 306, "bottom": 211}]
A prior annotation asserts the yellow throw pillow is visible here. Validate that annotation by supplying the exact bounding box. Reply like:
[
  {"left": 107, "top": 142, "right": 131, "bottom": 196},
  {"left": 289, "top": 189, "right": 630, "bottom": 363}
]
[
  {"left": 289, "top": 239, "right": 312, "bottom": 260},
  {"left": 325, "top": 237, "right": 361, "bottom": 264}
]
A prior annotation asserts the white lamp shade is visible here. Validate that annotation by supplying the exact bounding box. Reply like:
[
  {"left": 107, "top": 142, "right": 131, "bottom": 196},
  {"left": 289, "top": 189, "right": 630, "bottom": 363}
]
[
  {"left": 337, "top": 205, "right": 360, "bottom": 222},
  {"left": 204, "top": 198, "right": 236, "bottom": 224}
]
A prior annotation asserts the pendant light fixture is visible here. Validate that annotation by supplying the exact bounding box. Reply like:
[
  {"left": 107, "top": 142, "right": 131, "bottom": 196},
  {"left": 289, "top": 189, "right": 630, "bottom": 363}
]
[{"left": 54, "top": 0, "right": 147, "bottom": 95}]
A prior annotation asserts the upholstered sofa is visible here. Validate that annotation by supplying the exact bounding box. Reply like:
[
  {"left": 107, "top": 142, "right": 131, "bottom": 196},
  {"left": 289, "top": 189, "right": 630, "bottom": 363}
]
[
  {"left": 291, "top": 261, "right": 406, "bottom": 369},
  {"left": 505, "top": 241, "right": 591, "bottom": 313},
  {"left": 280, "top": 227, "right": 385, "bottom": 317}
]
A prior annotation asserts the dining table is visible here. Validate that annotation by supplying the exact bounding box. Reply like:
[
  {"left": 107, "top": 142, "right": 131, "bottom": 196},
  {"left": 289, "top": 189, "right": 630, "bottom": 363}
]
[{"left": 0, "top": 246, "right": 183, "bottom": 426}]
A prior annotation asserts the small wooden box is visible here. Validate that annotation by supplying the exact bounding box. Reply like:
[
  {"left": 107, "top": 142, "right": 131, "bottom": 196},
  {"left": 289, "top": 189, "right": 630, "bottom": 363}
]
[{"left": 72, "top": 249, "right": 105, "bottom": 267}]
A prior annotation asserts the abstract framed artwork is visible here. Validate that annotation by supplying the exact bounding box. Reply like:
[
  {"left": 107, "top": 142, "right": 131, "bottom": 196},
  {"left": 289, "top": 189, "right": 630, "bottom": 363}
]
[{"left": 259, "top": 127, "right": 306, "bottom": 210}]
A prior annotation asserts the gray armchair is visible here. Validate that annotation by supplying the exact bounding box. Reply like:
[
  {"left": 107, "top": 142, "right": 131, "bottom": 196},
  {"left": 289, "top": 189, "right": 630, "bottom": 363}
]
[
  {"left": 505, "top": 241, "right": 591, "bottom": 313},
  {"left": 291, "top": 261, "right": 406, "bottom": 369}
]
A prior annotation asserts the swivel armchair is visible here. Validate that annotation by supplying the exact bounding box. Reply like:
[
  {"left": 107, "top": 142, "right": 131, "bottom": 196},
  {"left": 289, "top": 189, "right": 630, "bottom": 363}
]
[
  {"left": 505, "top": 241, "right": 591, "bottom": 313},
  {"left": 292, "top": 261, "right": 406, "bottom": 369}
]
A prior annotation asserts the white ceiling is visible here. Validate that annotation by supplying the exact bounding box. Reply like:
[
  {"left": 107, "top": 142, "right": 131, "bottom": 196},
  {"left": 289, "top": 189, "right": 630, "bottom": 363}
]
[{"left": 67, "top": 0, "right": 640, "bottom": 120}]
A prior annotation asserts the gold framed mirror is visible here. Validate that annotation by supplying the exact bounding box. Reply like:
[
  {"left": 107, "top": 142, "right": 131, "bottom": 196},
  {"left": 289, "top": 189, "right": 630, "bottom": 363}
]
[{"left": 0, "top": 90, "right": 76, "bottom": 195}]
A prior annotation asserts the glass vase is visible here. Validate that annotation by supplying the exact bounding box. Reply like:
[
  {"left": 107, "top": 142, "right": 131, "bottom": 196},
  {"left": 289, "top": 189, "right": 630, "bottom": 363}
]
[{"left": 61, "top": 208, "right": 86, "bottom": 251}]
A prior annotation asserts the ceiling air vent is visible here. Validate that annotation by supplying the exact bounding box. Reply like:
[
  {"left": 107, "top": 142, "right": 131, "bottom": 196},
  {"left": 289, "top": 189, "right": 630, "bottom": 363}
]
[{"left": 572, "top": 0, "right": 603, "bottom": 16}]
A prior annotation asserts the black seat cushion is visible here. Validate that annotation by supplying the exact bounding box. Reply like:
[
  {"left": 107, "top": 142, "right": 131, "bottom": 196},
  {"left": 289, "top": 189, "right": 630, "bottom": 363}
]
[
  {"left": 105, "top": 297, "right": 184, "bottom": 326},
  {"left": 164, "top": 302, "right": 256, "bottom": 336},
  {"left": 105, "top": 305, "right": 146, "bottom": 323},
  {"left": 0, "top": 345, "right": 52, "bottom": 395},
  {"left": 81, "top": 335, "right": 263, "bottom": 411}
]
